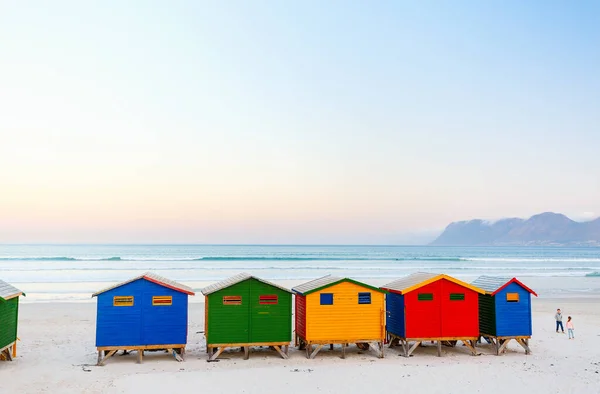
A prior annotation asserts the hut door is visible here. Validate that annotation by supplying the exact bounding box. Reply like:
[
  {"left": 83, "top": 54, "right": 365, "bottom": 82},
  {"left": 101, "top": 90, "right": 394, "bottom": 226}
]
[
  {"left": 440, "top": 280, "right": 472, "bottom": 337},
  {"left": 406, "top": 281, "right": 442, "bottom": 338},
  {"left": 208, "top": 283, "right": 251, "bottom": 345},
  {"left": 249, "top": 280, "right": 284, "bottom": 343}
]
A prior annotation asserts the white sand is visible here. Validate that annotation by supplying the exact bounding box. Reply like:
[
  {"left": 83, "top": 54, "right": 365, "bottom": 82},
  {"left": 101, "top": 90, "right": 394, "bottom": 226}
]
[{"left": 2, "top": 296, "right": 600, "bottom": 394}]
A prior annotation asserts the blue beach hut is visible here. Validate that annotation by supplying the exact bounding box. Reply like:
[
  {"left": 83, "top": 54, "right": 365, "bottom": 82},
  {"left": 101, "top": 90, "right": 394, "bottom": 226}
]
[
  {"left": 92, "top": 272, "right": 195, "bottom": 365},
  {"left": 471, "top": 275, "right": 537, "bottom": 355}
]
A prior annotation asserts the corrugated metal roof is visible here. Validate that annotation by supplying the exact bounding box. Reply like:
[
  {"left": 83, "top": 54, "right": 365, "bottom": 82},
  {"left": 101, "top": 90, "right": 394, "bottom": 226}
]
[
  {"left": 471, "top": 275, "right": 513, "bottom": 294},
  {"left": 92, "top": 272, "right": 195, "bottom": 297},
  {"left": 471, "top": 275, "right": 537, "bottom": 296},
  {"left": 0, "top": 279, "right": 24, "bottom": 300},
  {"left": 381, "top": 272, "right": 439, "bottom": 293},
  {"left": 291, "top": 275, "right": 343, "bottom": 295},
  {"left": 200, "top": 273, "right": 292, "bottom": 295},
  {"left": 382, "top": 272, "right": 485, "bottom": 295}
]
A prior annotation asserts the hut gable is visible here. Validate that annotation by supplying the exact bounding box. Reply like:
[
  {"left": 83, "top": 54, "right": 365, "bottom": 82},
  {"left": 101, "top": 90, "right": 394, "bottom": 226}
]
[
  {"left": 201, "top": 272, "right": 291, "bottom": 296},
  {"left": 471, "top": 275, "right": 538, "bottom": 296},
  {"left": 92, "top": 272, "right": 194, "bottom": 297},
  {"left": 94, "top": 275, "right": 193, "bottom": 348},
  {"left": 292, "top": 275, "right": 384, "bottom": 296},
  {"left": 382, "top": 272, "right": 484, "bottom": 295},
  {"left": 0, "top": 280, "right": 24, "bottom": 301}
]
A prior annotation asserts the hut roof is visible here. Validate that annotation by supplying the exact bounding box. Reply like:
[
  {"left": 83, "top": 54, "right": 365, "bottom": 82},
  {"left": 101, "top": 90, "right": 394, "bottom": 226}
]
[
  {"left": 200, "top": 273, "right": 292, "bottom": 295},
  {"left": 471, "top": 275, "right": 538, "bottom": 296},
  {"left": 381, "top": 272, "right": 485, "bottom": 295},
  {"left": 0, "top": 279, "right": 24, "bottom": 301},
  {"left": 292, "top": 275, "right": 384, "bottom": 296},
  {"left": 92, "top": 272, "right": 195, "bottom": 297}
]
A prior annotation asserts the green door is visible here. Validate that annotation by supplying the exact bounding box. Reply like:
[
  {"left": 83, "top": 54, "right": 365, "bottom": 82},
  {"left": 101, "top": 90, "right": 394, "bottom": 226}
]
[
  {"left": 249, "top": 279, "right": 291, "bottom": 343},
  {"left": 207, "top": 281, "right": 250, "bottom": 345}
]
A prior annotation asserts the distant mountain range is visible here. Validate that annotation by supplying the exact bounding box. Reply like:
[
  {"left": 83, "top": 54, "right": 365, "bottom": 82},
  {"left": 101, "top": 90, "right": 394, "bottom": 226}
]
[{"left": 430, "top": 212, "right": 600, "bottom": 246}]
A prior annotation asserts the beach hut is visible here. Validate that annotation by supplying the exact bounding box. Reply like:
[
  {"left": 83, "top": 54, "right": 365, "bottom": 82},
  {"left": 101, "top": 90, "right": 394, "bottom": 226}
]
[
  {"left": 471, "top": 275, "right": 538, "bottom": 355},
  {"left": 0, "top": 280, "right": 24, "bottom": 361},
  {"left": 381, "top": 272, "right": 485, "bottom": 357},
  {"left": 292, "top": 275, "right": 386, "bottom": 359},
  {"left": 92, "top": 272, "right": 195, "bottom": 365},
  {"left": 201, "top": 273, "right": 292, "bottom": 360}
]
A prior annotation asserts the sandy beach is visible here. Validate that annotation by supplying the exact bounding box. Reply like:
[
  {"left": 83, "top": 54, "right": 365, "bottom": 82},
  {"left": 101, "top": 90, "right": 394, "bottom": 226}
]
[{"left": 3, "top": 293, "right": 600, "bottom": 394}]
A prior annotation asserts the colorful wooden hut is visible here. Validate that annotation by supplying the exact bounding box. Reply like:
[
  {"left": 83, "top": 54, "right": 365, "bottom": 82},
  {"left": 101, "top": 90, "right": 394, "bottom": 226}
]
[
  {"left": 471, "top": 275, "right": 538, "bottom": 355},
  {"left": 292, "top": 275, "right": 386, "bottom": 359},
  {"left": 381, "top": 272, "right": 484, "bottom": 357},
  {"left": 0, "top": 280, "right": 24, "bottom": 361},
  {"left": 201, "top": 273, "right": 292, "bottom": 360},
  {"left": 92, "top": 272, "right": 195, "bottom": 365}
]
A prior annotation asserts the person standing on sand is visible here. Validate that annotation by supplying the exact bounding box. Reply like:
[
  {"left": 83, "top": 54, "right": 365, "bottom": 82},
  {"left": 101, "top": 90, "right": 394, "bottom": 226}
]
[
  {"left": 555, "top": 309, "right": 564, "bottom": 333},
  {"left": 566, "top": 316, "right": 575, "bottom": 339}
]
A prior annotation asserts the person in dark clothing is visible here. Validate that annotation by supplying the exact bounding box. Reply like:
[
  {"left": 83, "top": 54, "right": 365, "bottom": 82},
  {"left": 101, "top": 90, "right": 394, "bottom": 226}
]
[{"left": 555, "top": 308, "right": 564, "bottom": 333}]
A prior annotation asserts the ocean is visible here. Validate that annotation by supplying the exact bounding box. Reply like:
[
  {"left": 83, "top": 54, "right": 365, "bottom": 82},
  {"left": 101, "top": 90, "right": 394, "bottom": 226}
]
[{"left": 1, "top": 244, "right": 600, "bottom": 302}]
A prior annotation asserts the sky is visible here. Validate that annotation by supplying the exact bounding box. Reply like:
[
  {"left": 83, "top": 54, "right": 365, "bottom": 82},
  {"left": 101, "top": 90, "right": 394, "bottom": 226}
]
[{"left": 1, "top": 1, "right": 599, "bottom": 244}]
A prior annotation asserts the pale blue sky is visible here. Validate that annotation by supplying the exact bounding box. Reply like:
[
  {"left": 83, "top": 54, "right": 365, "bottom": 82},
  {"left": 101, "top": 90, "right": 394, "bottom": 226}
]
[{"left": 1, "top": 1, "right": 599, "bottom": 244}]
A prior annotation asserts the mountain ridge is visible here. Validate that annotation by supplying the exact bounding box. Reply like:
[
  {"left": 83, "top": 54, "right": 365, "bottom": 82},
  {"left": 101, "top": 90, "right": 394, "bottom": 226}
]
[{"left": 431, "top": 212, "right": 600, "bottom": 246}]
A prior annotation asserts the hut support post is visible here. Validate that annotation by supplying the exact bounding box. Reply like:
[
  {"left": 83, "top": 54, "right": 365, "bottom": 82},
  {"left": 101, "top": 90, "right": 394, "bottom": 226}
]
[
  {"left": 498, "top": 339, "right": 510, "bottom": 355},
  {"left": 436, "top": 341, "right": 442, "bottom": 357},
  {"left": 406, "top": 341, "right": 420, "bottom": 357},
  {"left": 309, "top": 344, "right": 324, "bottom": 359},
  {"left": 1, "top": 347, "right": 13, "bottom": 361},
  {"left": 168, "top": 348, "right": 183, "bottom": 362},
  {"left": 209, "top": 347, "right": 226, "bottom": 361},
  {"left": 516, "top": 338, "right": 531, "bottom": 355},
  {"left": 341, "top": 343, "right": 346, "bottom": 359},
  {"left": 273, "top": 346, "right": 288, "bottom": 359},
  {"left": 97, "top": 350, "right": 117, "bottom": 366},
  {"left": 463, "top": 340, "right": 477, "bottom": 356},
  {"left": 137, "top": 349, "right": 143, "bottom": 364},
  {"left": 243, "top": 346, "right": 249, "bottom": 360}
]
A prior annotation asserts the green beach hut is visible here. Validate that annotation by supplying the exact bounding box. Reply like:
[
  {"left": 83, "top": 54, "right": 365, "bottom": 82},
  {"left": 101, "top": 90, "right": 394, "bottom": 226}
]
[
  {"left": 201, "top": 273, "right": 292, "bottom": 360},
  {"left": 0, "top": 280, "right": 25, "bottom": 361}
]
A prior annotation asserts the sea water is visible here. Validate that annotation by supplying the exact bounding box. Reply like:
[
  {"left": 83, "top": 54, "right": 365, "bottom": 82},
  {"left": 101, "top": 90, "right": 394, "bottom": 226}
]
[{"left": 1, "top": 244, "right": 599, "bottom": 302}]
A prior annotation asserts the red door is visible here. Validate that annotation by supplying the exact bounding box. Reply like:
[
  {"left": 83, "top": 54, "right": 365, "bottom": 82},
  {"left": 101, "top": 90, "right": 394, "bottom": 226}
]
[
  {"left": 405, "top": 281, "right": 441, "bottom": 338},
  {"left": 440, "top": 279, "right": 478, "bottom": 337}
]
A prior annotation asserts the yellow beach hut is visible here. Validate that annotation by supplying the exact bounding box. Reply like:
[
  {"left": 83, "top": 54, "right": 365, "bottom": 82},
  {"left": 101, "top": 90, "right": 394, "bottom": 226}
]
[{"left": 292, "top": 275, "right": 386, "bottom": 359}]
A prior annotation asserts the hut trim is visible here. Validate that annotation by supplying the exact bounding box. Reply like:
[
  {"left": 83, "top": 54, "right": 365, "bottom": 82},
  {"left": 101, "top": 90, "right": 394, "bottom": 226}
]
[
  {"left": 471, "top": 275, "right": 538, "bottom": 297},
  {"left": 292, "top": 275, "right": 384, "bottom": 296},
  {"left": 381, "top": 272, "right": 485, "bottom": 295},
  {"left": 200, "top": 272, "right": 292, "bottom": 295},
  {"left": 0, "top": 280, "right": 24, "bottom": 301},
  {"left": 92, "top": 272, "right": 195, "bottom": 297}
]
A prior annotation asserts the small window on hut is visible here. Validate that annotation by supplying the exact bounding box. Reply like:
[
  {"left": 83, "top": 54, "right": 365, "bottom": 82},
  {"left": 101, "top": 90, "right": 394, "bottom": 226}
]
[
  {"left": 223, "top": 296, "right": 242, "bottom": 305},
  {"left": 259, "top": 295, "right": 278, "bottom": 305},
  {"left": 358, "top": 292, "right": 371, "bottom": 304},
  {"left": 320, "top": 293, "right": 333, "bottom": 305},
  {"left": 152, "top": 296, "right": 172, "bottom": 306},
  {"left": 113, "top": 296, "right": 134, "bottom": 306},
  {"left": 450, "top": 293, "right": 465, "bottom": 301},
  {"left": 506, "top": 293, "right": 520, "bottom": 302},
  {"left": 417, "top": 293, "right": 433, "bottom": 301}
]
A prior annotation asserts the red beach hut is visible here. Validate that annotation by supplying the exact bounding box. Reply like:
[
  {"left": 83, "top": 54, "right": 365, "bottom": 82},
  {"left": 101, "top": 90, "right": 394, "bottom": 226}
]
[{"left": 381, "top": 272, "right": 485, "bottom": 357}]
